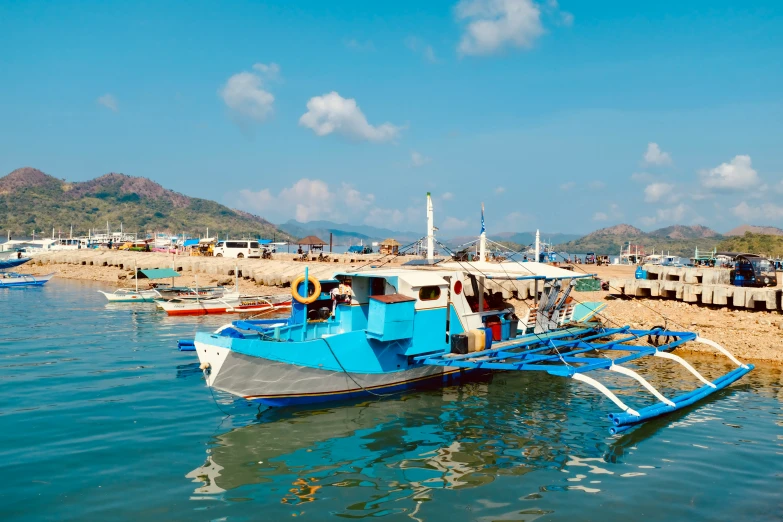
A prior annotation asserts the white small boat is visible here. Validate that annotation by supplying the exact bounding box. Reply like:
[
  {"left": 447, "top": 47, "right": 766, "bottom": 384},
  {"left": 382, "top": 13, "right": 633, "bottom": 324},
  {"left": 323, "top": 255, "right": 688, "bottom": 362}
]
[
  {"left": 0, "top": 272, "right": 55, "bottom": 287},
  {"left": 98, "top": 288, "right": 160, "bottom": 302},
  {"left": 156, "top": 294, "right": 292, "bottom": 316},
  {"left": 99, "top": 265, "right": 181, "bottom": 303}
]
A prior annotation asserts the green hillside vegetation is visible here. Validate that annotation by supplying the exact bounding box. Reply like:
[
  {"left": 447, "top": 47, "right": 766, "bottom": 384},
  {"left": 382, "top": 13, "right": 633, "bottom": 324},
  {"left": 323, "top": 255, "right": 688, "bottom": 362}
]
[
  {"left": 556, "top": 224, "right": 722, "bottom": 256},
  {"left": 717, "top": 232, "right": 783, "bottom": 258},
  {"left": 0, "top": 168, "right": 293, "bottom": 240}
]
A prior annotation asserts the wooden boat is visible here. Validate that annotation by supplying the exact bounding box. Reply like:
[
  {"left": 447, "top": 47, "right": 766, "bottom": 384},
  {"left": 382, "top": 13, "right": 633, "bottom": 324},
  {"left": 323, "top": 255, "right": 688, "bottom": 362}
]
[
  {"left": 186, "top": 194, "right": 753, "bottom": 435},
  {"left": 156, "top": 293, "right": 292, "bottom": 316},
  {"left": 0, "top": 271, "right": 55, "bottom": 287},
  {"left": 99, "top": 266, "right": 181, "bottom": 303}
]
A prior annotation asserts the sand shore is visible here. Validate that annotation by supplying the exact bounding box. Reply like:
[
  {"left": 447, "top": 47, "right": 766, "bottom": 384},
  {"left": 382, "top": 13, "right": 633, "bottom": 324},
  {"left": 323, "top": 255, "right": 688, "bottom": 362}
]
[{"left": 21, "top": 253, "right": 783, "bottom": 365}]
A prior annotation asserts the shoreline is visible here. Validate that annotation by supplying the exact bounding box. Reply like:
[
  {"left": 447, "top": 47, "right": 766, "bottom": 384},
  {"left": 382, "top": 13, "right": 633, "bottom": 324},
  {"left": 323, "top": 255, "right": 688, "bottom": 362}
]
[{"left": 19, "top": 251, "right": 783, "bottom": 365}]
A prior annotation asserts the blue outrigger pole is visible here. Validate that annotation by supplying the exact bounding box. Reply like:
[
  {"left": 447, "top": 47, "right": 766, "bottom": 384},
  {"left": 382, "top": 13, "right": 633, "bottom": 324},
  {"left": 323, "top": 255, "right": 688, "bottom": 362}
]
[{"left": 419, "top": 325, "right": 753, "bottom": 434}]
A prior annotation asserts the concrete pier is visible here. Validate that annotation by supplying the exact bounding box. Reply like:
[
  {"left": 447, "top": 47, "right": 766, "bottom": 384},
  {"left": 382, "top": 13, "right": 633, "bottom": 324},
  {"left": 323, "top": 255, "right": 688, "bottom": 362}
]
[{"left": 610, "top": 264, "right": 782, "bottom": 312}]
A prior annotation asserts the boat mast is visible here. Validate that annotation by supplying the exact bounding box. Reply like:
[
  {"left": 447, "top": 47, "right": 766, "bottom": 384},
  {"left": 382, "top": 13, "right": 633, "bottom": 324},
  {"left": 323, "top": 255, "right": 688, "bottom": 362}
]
[
  {"left": 479, "top": 202, "right": 487, "bottom": 262},
  {"left": 535, "top": 230, "right": 540, "bottom": 262},
  {"left": 426, "top": 192, "right": 434, "bottom": 261}
]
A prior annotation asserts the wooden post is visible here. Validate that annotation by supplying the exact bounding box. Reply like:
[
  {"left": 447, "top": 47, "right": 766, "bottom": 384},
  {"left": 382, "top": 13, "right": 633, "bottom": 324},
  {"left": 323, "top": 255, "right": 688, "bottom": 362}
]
[{"left": 329, "top": 233, "right": 333, "bottom": 253}]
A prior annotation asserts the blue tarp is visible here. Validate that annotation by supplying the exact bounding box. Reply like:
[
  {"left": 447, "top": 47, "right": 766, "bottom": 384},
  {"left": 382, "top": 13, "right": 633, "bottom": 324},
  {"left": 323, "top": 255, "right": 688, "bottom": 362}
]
[
  {"left": 258, "top": 239, "right": 272, "bottom": 244},
  {"left": 183, "top": 239, "right": 199, "bottom": 247}
]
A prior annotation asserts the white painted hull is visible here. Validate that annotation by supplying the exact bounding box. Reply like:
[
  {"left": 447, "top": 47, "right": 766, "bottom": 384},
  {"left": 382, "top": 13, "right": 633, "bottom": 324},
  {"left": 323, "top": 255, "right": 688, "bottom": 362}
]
[{"left": 98, "top": 289, "right": 159, "bottom": 302}]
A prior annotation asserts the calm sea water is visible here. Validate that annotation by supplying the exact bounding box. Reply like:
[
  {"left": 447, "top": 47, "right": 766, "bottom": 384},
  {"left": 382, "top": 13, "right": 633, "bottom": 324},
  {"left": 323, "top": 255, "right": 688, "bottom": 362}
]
[{"left": 1, "top": 280, "right": 781, "bottom": 521}]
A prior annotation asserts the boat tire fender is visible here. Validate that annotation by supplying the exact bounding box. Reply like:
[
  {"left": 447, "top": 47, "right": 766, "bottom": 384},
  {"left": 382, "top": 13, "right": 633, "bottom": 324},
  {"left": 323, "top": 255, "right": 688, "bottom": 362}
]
[{"left": 291, "top": 275, "right": 322, "bottom": 305}]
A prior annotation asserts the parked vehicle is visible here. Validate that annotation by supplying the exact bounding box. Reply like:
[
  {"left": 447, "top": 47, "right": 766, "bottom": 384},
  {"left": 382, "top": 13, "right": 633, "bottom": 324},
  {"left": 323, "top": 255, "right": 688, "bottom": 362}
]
[
  {"left": 730, "top": 254, "right": 777, "bottom": 287},
  {"left": 213, "top": 240, "right": 261, "bottom": 259},
  {"left": 584, "top": 252, "right": 596, "bottom": 264}
]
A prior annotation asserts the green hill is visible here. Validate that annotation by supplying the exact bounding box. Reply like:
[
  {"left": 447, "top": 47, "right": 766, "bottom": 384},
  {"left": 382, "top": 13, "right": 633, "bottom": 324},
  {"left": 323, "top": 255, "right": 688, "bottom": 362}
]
[
  {"left": 717, "top": 232, "right": 783, "bottom": 258},
  {"left": 556, "top": 224, "right": 723, "bottom": 256},
  {"left": 0, "top": 167, "right": 293, "bottom": 240}
]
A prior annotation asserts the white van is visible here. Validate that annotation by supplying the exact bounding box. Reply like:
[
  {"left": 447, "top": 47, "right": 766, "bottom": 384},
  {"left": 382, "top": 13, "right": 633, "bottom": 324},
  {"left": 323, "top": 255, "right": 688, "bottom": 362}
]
[{"left": 213, "top": 240, "right": 261, "bottom": 258}]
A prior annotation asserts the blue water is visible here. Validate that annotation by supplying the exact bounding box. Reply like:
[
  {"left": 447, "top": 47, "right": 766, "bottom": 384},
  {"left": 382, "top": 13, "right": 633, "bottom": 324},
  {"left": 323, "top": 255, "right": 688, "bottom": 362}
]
[{"left": 1, "top": 280, "right": 781, "bottom": 521}]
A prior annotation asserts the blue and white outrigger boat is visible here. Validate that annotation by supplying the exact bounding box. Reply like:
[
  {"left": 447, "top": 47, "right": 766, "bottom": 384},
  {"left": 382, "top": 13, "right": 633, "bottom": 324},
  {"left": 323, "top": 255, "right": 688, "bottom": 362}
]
[
  {"left": 0, "top": 271, "right": 55, "bottom": 287},
  {"left": 191, "top": 195, "right": 753, "bottom": 433}
]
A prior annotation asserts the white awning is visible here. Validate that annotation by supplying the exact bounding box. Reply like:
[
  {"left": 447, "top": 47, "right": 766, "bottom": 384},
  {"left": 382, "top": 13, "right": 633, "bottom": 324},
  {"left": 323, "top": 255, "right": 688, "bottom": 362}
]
[{"left": 440, "top": 261, "right": 594, "bottom": 281}]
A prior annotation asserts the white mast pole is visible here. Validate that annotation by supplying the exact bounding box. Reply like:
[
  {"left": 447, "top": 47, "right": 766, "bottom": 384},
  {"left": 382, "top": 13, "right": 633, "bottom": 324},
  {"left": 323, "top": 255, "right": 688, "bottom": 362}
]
[
  {"left": 535, "top": 229, "right": 540, "bottom": 262},
  {"left": 426, "top": 192, "right": 434, "bottom": 262},
  {"left": 479, "top": 202, "right": 487, "bottom": 263}
]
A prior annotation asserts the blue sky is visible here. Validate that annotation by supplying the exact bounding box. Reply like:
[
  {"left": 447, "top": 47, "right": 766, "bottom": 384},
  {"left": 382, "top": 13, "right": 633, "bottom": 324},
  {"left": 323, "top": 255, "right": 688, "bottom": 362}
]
[{"left": 1, "top": 0, "right": 782, "bottom": 235}]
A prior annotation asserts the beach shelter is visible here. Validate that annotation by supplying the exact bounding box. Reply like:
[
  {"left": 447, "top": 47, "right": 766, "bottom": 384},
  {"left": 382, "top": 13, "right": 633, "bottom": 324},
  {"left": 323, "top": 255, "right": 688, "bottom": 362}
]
[
  {"left": 297, "top": 235, "right": 326, "bottom": 252},
  {"left": 379, "top": 238, "right": 400, "bottom": 255}
]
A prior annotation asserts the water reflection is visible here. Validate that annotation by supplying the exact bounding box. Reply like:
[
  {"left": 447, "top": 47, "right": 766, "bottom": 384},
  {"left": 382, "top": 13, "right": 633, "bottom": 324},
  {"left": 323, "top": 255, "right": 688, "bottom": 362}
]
[{"left": 186, "top": 375, "right": 609, "bottom": 513}]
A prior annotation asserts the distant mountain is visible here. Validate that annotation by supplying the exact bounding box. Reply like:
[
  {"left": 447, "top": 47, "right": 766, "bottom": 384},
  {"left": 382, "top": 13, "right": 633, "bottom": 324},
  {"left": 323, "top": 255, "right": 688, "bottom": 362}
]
[
  {"left": 278, "top": 220, "right": 422, "bottom": 245},
  {"left": 556, "top": 223, "right": 723, "bottom": 256},
  {"left": 724, "top": 224, "right": 783, "bottom": 236},
  {"left": 0, "top": 167, "right": 292, "bottom": 240},
  {"left": 447, "top": 231, "right": 582, "bottom": 251},
  {"left": 649, "top": 224, "right": 720, "bottom": 239}
]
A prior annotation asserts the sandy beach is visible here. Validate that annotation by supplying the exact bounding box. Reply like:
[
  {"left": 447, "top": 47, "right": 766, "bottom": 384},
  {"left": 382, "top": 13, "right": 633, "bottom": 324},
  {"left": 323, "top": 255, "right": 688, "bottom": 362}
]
[{"left": 22, "top": 254, "right": 783, "bottom": 365}]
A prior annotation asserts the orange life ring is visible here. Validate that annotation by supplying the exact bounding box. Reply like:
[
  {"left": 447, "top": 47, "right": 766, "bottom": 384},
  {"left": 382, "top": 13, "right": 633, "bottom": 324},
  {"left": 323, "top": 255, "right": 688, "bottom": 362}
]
[{"left": 291, "top": 274, "right": 321, "bottom": 305}]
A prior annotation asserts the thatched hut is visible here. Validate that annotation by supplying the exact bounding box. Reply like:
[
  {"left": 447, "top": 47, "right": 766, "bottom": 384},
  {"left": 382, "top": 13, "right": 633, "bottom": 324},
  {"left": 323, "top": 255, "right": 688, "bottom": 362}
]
[
  {"left": 379, "top": 238, "right": 400, "bottom": 255},
  {"left": 297, "top": 235, "right": 326, "bottom": 253}
]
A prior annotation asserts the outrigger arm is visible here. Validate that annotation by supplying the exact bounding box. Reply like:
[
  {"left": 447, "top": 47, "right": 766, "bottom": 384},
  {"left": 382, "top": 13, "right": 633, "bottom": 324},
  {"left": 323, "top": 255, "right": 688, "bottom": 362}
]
[{"left": 420, "top": 326, "right": 754, "bottom": 434}]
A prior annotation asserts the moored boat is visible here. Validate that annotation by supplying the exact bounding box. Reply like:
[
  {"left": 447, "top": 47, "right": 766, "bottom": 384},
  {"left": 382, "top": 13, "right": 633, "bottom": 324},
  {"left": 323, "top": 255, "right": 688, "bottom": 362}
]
[
  {"left": 157, "top": 293, "right": 291, "bottom": 316},
  {"left": 188, "top": 194, "right": 753, "bottom": 434},
  {"left": 0, "top": 271, "right": 55, "bottom": 287}
]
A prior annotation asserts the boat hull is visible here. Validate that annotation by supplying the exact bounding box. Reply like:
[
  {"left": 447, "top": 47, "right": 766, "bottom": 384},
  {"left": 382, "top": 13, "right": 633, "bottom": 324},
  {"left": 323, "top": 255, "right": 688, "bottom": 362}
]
[
  {"left": 195, "top": 340, "right": 472, "bottom": 406},
  {"left": 0, "top": 273, "right": 55, "bottom": 287},
  {"left": 160, "top": 299, "right": 291, "bottom": 316},
  {"left": 98, "top": 290, "right": 158, "bottom": 302}
]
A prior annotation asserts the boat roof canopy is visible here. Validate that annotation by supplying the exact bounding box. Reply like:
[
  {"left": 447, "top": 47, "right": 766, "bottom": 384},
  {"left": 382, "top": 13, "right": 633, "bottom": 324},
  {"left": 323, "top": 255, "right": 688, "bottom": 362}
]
[
  {"left": 137, "top": 268, "right": 181, "bottom": 279},
  {"left": 440, "top": 261, "right": 594, "bottom": 281}
]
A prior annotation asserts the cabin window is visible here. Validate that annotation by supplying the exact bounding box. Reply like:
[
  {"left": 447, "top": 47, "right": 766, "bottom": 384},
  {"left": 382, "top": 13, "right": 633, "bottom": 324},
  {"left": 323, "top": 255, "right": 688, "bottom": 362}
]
[
  {"left": 418, "top": 286, "right": 441, "bottom": 301},
  {"left": 250, "top": 241, "right": 260, "bottom": 249}
]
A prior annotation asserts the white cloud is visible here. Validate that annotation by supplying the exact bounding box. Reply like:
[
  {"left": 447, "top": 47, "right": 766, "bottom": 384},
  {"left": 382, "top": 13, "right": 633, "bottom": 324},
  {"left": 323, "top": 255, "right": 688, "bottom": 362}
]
[
  {"left": 644, "top": 182, "right": 674, "bottom": 203},
  {"left": 503, "top": 211, "right": 530, "bottom": 229},
  {"left": 559, "top": 181, "right": 575, "bottom": 191},
  {"left": 220, "top": 63, "right": 279, "bottom": 123},
  {"left": 546, "top": 0, "right": 573, "bottom": 26},
  {"left": 441, "top": 192, "right": 454, "bottom": 200},
  {"left": 700, "top": 155, "right": 759, "bottom": 191},
  {"left": 631, "top": 172, "right": 654, "bottom": 183},
  {"left": 252, "top": 62, "right": 280, "bottom": 80},
  {"left": 405, "top": 36, "right": 438, "bottom": 62},
  {"left": 639, "top": 203, "right": 689, "bottom": 227},
  {"left": 592, "top": 212, "right": 608, "bottom": 222},
  {"left": 643, "top": 142, "right": 672, "bottom": 166},
  {"left": 344, "top": 39, "right": 375, "bottom": 52},
  {"left": 731, "top": 201, "right": 783, "bottom": 222},
  {"left": 442, "top": 216, "right": 469, "bottom": 230},
  {"left": 97, "top": 94, "right": 118, "bottom": 112},
  {"left": 495, "top": 186, "right": 506, "bottom": 194},
  {"left": 776, "top": 180, "right": 783, "bottom": 194},
  {"left": 456, "top": 0, "right": 545, "bottom": 56},
  {"left": 237, "top": 178, "right": 374, "bottom": 223},
  {"left": 588, "top": 180, "right": 606, "bottom": 189},
  {"left": 411, "top": 151, "right": 431, "bottom": 167},
  {"left": 299, "top": 92, "right": 401, "bottom": 142}
]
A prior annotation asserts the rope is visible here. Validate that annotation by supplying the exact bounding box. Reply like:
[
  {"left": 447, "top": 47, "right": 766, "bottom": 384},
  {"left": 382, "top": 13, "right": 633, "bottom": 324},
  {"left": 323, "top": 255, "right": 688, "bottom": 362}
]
[{"left": 321, "top": 336, "right": 406, "bottom": 399}]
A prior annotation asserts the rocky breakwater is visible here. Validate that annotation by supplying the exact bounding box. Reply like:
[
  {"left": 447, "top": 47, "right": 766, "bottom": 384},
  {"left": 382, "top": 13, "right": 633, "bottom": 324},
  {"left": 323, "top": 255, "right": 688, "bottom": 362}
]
[
  {"left": 29, "top": 250, "right": 540, "bottom": 299},
  {"left": 609, "top": 264, "right": 782, "bottom": 312}
]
